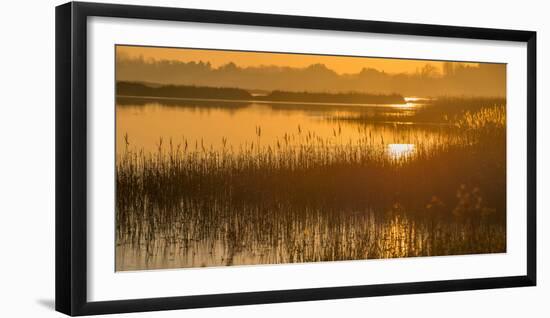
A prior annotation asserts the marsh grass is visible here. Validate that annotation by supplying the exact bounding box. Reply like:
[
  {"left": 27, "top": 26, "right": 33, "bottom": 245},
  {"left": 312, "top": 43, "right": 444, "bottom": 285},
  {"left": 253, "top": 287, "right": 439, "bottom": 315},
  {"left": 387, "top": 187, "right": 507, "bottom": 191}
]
[
  {"left": 115, "top": 103, "right": 506, "bottom": 270},
  {"left": 335, "top": 96, "right": 506, "bottom": 125}
]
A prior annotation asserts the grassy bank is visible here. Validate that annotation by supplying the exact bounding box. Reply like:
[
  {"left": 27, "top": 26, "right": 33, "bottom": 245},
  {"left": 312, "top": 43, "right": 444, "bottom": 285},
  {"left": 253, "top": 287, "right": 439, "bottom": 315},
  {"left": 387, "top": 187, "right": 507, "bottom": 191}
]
[{"left": 116, "top": 81, "right": 405, "bottom": 105}]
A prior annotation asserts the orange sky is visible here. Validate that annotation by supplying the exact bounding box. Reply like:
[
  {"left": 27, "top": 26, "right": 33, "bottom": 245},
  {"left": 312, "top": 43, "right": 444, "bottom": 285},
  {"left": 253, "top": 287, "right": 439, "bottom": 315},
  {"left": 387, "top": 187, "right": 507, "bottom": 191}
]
[{"left": 116, "top": 45, "right": 479, "bottom": 75}]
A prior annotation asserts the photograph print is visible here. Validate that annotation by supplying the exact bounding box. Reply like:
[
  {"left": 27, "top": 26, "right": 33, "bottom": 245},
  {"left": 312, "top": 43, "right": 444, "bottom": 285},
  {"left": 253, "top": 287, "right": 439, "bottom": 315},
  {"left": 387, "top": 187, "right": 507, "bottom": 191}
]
[{"left": 115, "top": 45, "right": 506, "bottom": 271}]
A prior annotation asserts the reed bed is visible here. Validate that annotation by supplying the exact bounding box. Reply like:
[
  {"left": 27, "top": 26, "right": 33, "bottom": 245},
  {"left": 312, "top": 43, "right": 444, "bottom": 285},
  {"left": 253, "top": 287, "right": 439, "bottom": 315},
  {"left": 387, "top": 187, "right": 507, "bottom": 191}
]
[{"left": 116, "top": 104, "right": 506, "bottom": 270}]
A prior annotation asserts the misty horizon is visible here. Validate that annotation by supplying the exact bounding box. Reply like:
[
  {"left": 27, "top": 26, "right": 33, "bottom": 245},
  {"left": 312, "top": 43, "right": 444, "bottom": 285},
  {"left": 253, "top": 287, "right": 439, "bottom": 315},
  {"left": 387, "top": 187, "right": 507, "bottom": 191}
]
[{"left": 116, "top": 49, "right": 506, "bottom": 98}]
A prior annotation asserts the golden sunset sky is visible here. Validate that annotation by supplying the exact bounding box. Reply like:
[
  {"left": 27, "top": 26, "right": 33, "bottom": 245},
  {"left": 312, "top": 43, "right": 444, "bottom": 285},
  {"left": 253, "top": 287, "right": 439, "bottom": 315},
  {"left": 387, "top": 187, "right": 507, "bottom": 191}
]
[{"left": 116, "top": 45, "right": 478, "bottom": 75}]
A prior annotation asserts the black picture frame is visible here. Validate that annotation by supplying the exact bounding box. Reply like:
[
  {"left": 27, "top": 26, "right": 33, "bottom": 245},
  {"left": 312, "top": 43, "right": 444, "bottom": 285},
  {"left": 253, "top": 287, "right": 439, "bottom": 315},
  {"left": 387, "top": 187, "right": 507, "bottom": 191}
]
[{"left": 55, "top": 1, "right": 537, "bottom": 316}]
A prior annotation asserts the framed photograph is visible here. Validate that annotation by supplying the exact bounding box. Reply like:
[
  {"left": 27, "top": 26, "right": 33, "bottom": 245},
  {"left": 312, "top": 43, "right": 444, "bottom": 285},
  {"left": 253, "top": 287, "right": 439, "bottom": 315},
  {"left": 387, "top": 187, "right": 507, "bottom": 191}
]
[{"left": 55, "top": 1, "right": 536, "bottom": 316}]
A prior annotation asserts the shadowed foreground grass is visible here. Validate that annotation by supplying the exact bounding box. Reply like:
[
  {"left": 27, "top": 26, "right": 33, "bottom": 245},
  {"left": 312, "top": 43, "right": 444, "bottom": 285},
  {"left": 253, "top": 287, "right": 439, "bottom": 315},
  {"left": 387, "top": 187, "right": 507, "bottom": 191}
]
[{"left": 115, "top": 104, "right": 506, "bottom": 270}]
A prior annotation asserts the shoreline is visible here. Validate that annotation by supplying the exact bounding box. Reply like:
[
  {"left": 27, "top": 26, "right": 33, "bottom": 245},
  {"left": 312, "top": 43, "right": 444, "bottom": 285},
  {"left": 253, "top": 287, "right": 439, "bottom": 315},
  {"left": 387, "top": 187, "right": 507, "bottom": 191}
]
[{"left": 116, "top": 94, "right": 411, "bottom": 108}]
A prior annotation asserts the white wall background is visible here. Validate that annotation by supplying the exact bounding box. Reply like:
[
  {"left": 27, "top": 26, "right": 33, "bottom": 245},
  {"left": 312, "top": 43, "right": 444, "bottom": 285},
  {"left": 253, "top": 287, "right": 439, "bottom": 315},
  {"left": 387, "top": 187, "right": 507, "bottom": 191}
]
[{"left": 0, "top": 0, "right": 547, "bottom": 316}]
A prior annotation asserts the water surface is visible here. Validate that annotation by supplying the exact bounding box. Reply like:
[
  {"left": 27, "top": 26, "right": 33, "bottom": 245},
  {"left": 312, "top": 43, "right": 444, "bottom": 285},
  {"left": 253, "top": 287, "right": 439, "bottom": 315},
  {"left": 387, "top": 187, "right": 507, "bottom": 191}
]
[{"left": 116, "top": 96, "right": 453, "bottom": 159}]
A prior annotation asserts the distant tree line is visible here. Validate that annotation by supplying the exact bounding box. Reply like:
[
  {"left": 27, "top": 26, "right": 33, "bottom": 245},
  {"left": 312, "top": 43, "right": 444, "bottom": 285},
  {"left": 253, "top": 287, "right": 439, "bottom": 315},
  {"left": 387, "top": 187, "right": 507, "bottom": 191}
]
[
  {"left": 117, "top": 81, "right": 405, "bottom": 104},
  {"left": 259, "top": 90, "right": 404, "bottom": 104},
  {"left": 116, "top": 57, "right": 506, "bottom": 97},
  {"left": 117, "top": 81, "right": 252, "bottom": 100}
]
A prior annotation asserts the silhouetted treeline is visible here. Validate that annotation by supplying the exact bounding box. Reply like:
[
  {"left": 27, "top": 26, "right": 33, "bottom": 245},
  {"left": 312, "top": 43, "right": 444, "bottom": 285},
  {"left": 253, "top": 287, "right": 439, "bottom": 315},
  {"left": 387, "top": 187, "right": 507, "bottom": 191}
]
[
  {"left": 117, "top": 81, "right": 252, "bottom": 100},
  {"left": 116, "top": 57, "right": 506, "bottom": 97},
  {"left": 260, "top": 90, "right": 404, "bottom": 104},
  {"left": 117, "top": 81, "right": 405, "bottom": 104}
]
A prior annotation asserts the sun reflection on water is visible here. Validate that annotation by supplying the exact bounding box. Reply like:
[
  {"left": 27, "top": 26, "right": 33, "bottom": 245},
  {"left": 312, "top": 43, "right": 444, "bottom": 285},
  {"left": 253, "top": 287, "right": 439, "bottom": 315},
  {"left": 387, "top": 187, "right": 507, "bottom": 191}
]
[{"left": 387, "top": 143, "right": 416, "bottom": 159}]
